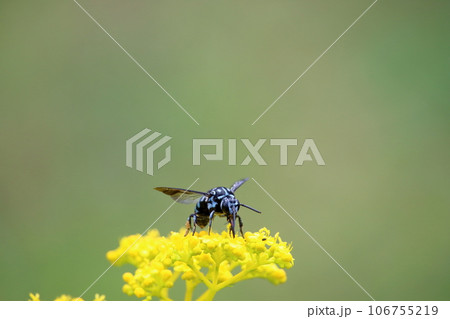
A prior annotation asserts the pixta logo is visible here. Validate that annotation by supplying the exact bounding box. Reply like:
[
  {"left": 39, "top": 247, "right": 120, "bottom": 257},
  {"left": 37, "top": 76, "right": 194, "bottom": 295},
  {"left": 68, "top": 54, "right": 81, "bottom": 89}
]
[
  {"left": 126, "top": 129, "right": 325, "bottom": 176},
  {"left": 126, "top": 129, "right": 172, "bottom": 176}
]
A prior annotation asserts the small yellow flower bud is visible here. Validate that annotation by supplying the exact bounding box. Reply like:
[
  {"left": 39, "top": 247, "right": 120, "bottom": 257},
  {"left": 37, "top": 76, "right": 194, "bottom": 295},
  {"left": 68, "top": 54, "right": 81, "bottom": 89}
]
[
  {"left": 161, "top": 269, "right": 172, "bottom": 281},
  {"left": 122, "top": 272, "right": 134, "bottom": 283},
  {"left": 93, "top": 294, "right": 106, "bottom": 301},
  {"left": 205, "top": 240, "right": 217, "bottom": 250},
  {"left": 152, "top": 261, "right": 164, "bottom": 271},
  {"left": 122, "top": 284, "right": 133, "bottom": 296},
  {"left": 29, "top": 293, "right": 40, "bottom": 301},
  {"left": 188, "top": 236, "right": 200, "bottom": 249},
  {"left": 258, "top": 252, "right": 269, "bottom": 262},
  {"left": 148, "top": 229, "right": 159, "bottom": 237},
  {"left": 271, "top": 269, "right": 287, "bottom": 284},
  {"left": 143, "top": 278, "right": 154, "bottom": 287},
  {"left": 254, "top": 241, "right": 266, "bottom": 252},
  {"left": 232, "top": 247, "right": 246, "bottom": 259},
  {"left": 165, "top": 281, "right": 174, "bottom": 288},
  {"left": 181, "top": 271, "right": 196, "bottom": 280},
  {"left": 195, "top": 253, "right": 215, "bottom": 268},
  {"left": 106, "top": 250, "right": 117, "bottom": 262},
  {"left": 134, "top": 287, "right": 147, "bottom": 298},
  {"left": 163, "top": 257, "right": 172, "bottom": 267},
  {"left": 173, "top": 261, "right": 190, "bottom": 272}
]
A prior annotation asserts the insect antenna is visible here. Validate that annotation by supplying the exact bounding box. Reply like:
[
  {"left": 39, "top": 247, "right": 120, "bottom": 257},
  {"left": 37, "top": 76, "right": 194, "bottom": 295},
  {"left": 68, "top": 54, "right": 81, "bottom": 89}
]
[{"left": 241, "top": 203, "right": 262, "bottom": 214}]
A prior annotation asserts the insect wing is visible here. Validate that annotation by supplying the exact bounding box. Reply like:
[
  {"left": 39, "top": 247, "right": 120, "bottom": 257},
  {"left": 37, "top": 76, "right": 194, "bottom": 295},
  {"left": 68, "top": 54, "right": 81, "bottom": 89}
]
[
  {"left": 154, "top": 187, "right": 206, "bottom": 204},
  {"left": 230, "top": 177, "right": 249, "bottom": 193}
]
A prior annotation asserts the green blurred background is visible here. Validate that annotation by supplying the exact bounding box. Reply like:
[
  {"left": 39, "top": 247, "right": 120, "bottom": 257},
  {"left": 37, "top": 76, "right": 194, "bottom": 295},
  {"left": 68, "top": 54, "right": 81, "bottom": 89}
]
[{"left": 1, "top": 0, "right": 449, "bottom": 300}]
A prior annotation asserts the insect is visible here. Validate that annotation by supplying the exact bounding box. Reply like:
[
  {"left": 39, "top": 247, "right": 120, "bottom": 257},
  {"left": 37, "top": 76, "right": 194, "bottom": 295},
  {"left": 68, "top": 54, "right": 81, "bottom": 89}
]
[{"left": 154, "top": 178, "right": 261, "bottom": 237}]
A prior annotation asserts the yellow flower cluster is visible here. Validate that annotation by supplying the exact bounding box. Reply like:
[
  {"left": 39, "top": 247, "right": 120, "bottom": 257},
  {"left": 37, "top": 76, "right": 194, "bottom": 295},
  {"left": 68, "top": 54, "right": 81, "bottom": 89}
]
[
  {"left": 106, "top": 227, "right": 294, "bottom": 300},
  {"left": 29, "top": 293, "right": 105, "bottom": 301}
]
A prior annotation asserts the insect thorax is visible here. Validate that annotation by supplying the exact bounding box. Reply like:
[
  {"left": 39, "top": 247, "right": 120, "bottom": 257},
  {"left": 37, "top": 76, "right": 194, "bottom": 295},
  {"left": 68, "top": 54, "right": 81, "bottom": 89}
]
[{"left": 195, "top": 187, "right": 235, "bottom": 217}]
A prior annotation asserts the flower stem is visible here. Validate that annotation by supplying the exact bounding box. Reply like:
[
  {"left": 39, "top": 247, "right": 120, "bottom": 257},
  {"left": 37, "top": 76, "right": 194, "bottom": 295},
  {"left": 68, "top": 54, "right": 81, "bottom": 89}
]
[
  {"left": 184, "top": 281, "right": 197, "bottom": 301},
  {"left": 187, "top": 263, "right": 214, "bottom": 289},
  {"left": 216, "top": 268, "right": 252, "bottom": 290},
  {"left": 159, "top": 288, "right": 172, "bottom": 301},
  {"left": 196, "top": 288, "right": 217, "bottom": 301}
]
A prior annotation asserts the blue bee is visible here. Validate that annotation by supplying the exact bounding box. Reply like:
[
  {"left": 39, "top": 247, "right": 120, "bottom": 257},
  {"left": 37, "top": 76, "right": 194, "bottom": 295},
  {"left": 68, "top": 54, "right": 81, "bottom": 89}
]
[{"left": 155, "top": 178, "right": 261, "bottom": 237}]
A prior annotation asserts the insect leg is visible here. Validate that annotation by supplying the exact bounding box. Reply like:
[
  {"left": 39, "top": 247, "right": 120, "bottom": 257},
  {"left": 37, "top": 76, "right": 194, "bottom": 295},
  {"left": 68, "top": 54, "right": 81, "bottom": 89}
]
[
  {"left": 191, "top": 214, "right": 198, "bottom": 235},
  {"left": 185, "top": 214, "right": 196, "bottom": 236},
  {"left": 208, "top": 211, "right": 215, "bottom": 235},
  {"left": 236, "top": 214, "right": 244, "bottom": 237},
  {"left": 228, "top": 213, "right": 236, "bottom": 238}
]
